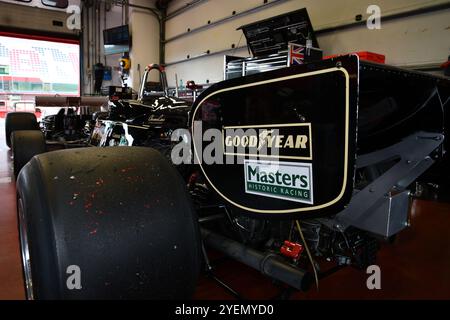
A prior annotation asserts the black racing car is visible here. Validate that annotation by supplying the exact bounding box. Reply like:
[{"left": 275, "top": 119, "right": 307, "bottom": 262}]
[{"left": 6, "top": 56, "right": 450, "bottom": 299}]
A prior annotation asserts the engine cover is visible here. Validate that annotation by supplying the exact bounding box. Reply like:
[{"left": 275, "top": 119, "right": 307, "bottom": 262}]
[{"left": 190, "top": 55, "right": 359, "bottom": 218}]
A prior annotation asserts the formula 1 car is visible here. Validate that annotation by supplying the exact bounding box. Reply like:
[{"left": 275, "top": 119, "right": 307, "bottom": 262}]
[
  {"left": 4, "top": 96, "right": 108, "bottom": 176},
  {"left": 89, "top": 64, "right": 192, "bottom": 150},
  {"left": 10, "top": 54, "right": 450, "bottom": 299},
  {"left": 6, "top": 64, "right": 196, "bottom": 179}
]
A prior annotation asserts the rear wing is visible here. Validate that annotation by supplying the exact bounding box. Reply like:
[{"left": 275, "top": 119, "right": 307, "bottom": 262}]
[{"left": 191, "top": 55, "right": 359, "bottom": 218}]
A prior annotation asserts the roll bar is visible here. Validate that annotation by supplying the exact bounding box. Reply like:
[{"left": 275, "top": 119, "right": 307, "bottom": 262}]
[{"left": 138, "top": 64, "right": 169, "bottom": 101}]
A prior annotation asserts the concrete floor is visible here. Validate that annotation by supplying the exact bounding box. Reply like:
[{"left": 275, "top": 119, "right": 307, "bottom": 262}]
[{"left": 0, "top": 117, "right": 449, "bottom": 300}]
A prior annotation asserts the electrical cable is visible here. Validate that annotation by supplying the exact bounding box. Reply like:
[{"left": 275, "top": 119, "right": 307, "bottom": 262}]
[
  {"left": 296, "top": 220, "right": 319, "bottom": 291},
  {"left": 231, "top": 32, "right": 244, "bottom": 56}
]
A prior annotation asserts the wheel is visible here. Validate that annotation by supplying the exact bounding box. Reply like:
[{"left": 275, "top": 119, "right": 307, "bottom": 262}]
[
  {"left": 5, "top": 112, "right": 39, "bottom": 148},
  {"left": 16, "top": 146, "right": 201, "bottom": 299},
  {"left": 11, "top": 130, "right": 46, "bottom": 177}
]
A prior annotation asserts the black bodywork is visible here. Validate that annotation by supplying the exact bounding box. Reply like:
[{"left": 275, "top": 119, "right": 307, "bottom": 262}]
[
  {"left": 13, "top": 7, "right": 450, "bottom": 299},
  {"left": 85, "top": 56, "right": 449, "bottom": 294},
  {"left": 40, "top": 108, "right": 92, "bottom": 144},
  {"left": 94, "top": 56, "right": 450, "bottom": 204},
  {"left": 90, "top": 64, "right": 191, "bottom": 149},
  {"left": 13, "top": 56, "right": 449, "bottom": 297}
]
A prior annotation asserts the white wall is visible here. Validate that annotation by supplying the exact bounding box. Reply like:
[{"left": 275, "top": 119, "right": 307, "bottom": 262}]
[
  {"left": 164, "top": 0, "right": 450, "bottom": 86},
  {"left": 128, "top": 0, "right": 160, "bottom": 90}
]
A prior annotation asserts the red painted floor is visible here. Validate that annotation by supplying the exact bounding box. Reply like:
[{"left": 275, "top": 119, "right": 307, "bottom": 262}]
[
  {"left": 0, "top": 117, "right": 449, "bottom": 300},
  {"left": 194, "top": 199, "right": 450, "bottom": 299},
  {"left": 0, "top": 118, "right": 25, "bottom": 299}
]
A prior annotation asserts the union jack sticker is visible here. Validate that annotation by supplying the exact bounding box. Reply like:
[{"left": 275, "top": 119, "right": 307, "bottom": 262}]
[{"left": 288, "top": 43, "right": 305, "bottom": 66}]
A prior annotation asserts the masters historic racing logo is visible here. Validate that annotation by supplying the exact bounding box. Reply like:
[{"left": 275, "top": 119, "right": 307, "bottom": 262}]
[{"left": 244, "top": 160, "right": 314, "bottom": 204}]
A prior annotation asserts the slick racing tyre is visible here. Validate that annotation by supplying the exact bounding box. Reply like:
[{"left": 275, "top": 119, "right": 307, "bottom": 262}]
[
  {"left": 16, "top": 147, "right": 201, "bottom": 299},
  {"left": 5, "top": 112, "right": 39, "bottom": 148}
]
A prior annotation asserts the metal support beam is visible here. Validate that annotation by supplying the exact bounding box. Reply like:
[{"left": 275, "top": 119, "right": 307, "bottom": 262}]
[{"left": 328, "top": 132, "right": 444, "bottom": 232}]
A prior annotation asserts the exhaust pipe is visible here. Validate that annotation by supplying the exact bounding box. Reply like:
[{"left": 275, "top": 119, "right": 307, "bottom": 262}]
[{"left": 201, "top": 228, "right": 313, "bottom": 291}]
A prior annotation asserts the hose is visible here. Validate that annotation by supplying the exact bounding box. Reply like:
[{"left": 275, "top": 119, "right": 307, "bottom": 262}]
[{"left": 296, "top": 220, "right": 319, "bottom": 291}]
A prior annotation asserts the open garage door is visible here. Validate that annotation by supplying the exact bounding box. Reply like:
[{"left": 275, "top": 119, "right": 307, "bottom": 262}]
[{"left": 0, "top": 32, "right": 80, "bottom": 118}]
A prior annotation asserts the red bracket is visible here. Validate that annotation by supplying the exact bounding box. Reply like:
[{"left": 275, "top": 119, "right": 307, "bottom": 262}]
[{"left": 280, "top": 240, "right": 304, "bottom": 260}]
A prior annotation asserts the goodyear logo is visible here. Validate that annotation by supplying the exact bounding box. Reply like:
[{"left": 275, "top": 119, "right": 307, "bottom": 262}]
[
  {"left": 244, "top": 159, "right": 313, "bottom": 204},
  {"left": 223, "top": 123, "right": 312, "bottom": 160}
]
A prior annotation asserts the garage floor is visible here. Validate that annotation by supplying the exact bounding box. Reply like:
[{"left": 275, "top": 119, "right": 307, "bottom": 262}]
[
  {"left": 0, "top": 118, "right": 25, "bottom": 300},
  {"left": 1, "top": 117, "right": 450, "bottom": 300}
]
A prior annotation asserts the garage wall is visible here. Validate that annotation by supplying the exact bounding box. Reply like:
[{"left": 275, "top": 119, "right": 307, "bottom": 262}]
[
  {"left": 101, "top": 6, "right": 124, "bottom": 91},
  {"left": 0, "top": 0, "right": 124, "bottom": 94},
  {"left": 82, "top": 4, "right": 123, "bottom": 94},
  {"left": 0, "top": 0, "right": 160, "bottom": 95},
  {"left": 128, "top": 0, "right": 160, "bottom": 90},
  {"left": 164, "top": 0, "right": 450, "bottom": 86},
  {"left": 82, "top": 0, "right": 160, "bottom": 94}
]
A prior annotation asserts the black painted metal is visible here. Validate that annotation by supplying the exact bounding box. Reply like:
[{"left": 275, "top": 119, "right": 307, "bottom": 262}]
[
  {"left": 191, "top": 55, "right": 359, "bottom": 218},
  {"left": 237, "top": 7, "right": 318, "bottom": 56},
  {"left": 357, "top": 61, "right": 450, "bottom": 153},
  {"left": 92, "top": 55, "right": 450, "bottom": 218}
]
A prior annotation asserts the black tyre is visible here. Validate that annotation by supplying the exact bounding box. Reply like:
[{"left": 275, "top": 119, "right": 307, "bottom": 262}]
[
  {"left": 5, "top": 112, "right": 39, "bottom": 148},
  {"left": 11, "top": 130, "right": 46, "bottom": 177},
  {"left": 16, "top": 147, "right": 201, "bottom": 299}
]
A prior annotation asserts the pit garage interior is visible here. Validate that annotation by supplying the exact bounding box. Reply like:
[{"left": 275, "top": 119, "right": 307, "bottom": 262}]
[{"left": 0, "top": 0, "right": 450, "bottom": 301}]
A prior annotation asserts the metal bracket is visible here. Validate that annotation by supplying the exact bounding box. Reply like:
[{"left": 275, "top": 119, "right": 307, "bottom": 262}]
[{"left": 322, "top": 131, "right": 444, "bottom": 232}]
